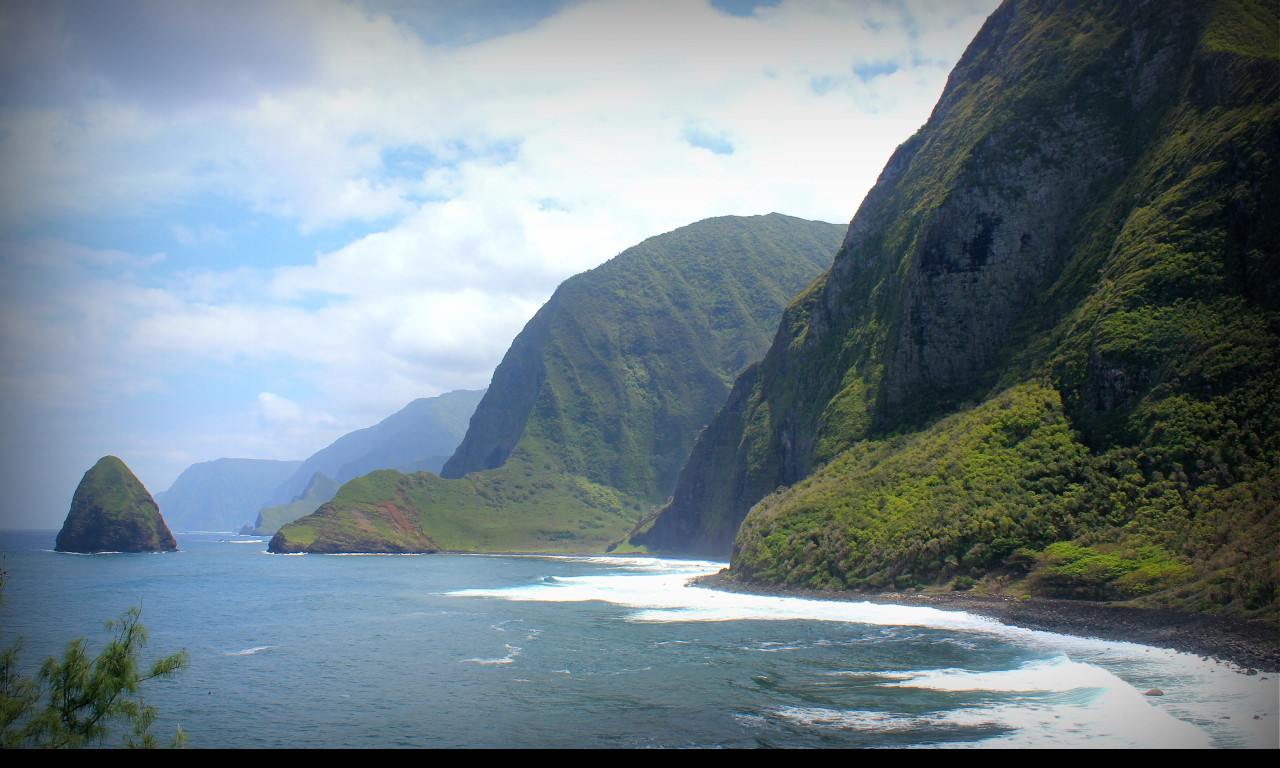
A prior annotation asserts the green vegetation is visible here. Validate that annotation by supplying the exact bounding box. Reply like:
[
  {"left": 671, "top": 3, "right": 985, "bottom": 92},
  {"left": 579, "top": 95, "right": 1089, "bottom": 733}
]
[
  {"left": 645, "top": 0, "right": 1279, "bottom": 623},
  {"left": 56, "top": 456, "right": 177, "bottom": 554},
  {"left": 1, "top": 565, "right": 187, "bottom": 748},
  {"left": 249, "top": 472, "right": 339, "bottom": 535},
  {"left": 732, "top": 380, "right": 1269, "bottom": 614},
  {"left": 273, "top": 454, "right": 651, "bottom": 554},
  {"left": 1028, "top": 542, "right": 1195, "bottom": 601},
  {"left": 445, "top": 214, "right": 841, "bottom": 499},
  {"left": 255, "top": 388, "right": 485, "bottom": 532},
  {"left": 275, "top": 214, "right": 842, "bottom": 554}
]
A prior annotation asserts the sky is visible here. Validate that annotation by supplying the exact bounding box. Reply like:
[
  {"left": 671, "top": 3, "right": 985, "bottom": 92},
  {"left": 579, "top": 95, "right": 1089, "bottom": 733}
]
[{"left": 0, "top": 0, "right": 999, "bottom": 529}]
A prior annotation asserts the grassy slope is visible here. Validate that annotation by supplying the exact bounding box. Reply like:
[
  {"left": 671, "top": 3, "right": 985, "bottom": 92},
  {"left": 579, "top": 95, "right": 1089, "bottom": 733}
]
[
  {"left": 731, "top": 0, "right": 1280, "bottom": 622},
  {"left": 273, "top": 215, "right": 842, "bottom": 553},
  {"left": 56, "top": 456, "right": 177, "bottom": 553},
  {"left": 734, "top": 382, "right": 1197, "bottom": 596},
  {"left": 251, "top": 473, "right": 340, "bottom": 535},
  {"left": 272, "top": 454, "right": 644, "bottom": 554}
]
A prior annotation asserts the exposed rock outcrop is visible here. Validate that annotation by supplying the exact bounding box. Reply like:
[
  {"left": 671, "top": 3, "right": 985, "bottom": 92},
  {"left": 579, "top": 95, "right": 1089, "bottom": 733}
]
[{"left": 55, "top": 456, "right": 178, "bottom": 553}]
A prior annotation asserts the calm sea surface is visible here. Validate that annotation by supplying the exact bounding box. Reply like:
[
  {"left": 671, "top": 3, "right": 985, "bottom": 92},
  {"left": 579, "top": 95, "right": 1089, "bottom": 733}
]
[{"left": 1, "top": 530, "right": 1275, "bottom": 748}]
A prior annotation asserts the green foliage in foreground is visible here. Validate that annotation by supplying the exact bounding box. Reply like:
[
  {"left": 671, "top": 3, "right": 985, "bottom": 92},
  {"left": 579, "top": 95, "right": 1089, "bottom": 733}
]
[
  {"left": 1028, "top": 542, "right": 1196, "bottom": 601},
  {"left": 1, "top": 567, "right": 187, "bottom": 748},
  {"left": 734, "top": 383, "right": 1092, "bottom": 592}
]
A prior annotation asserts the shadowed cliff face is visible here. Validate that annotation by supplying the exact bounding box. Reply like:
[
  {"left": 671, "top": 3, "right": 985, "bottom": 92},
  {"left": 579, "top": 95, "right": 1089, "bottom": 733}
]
[
  {"left": 441, "top": 305, "right": 554, "bottom": 479},
  {"left": 439, "top": 213, "right": 843, "bottom": 504},
  {"left": 636, "top": 0, "right": 1280, "bottom": 586}
]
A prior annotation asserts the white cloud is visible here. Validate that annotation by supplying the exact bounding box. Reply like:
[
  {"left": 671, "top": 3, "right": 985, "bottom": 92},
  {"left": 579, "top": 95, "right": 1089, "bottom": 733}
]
[
  {"left": 2, "top": 0, "right": 996, "bottom": 229},
  {"left": 256, "top": 391, "right": 341, "bottom": 451},
  {"left": 0, "top": 0, "right": 1001, "bottom": 524}
]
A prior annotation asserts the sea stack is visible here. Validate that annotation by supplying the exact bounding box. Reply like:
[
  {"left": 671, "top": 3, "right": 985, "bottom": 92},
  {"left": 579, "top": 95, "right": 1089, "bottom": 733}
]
[{"left": 55, "top": 456, "right": 178, "bottom": 553}]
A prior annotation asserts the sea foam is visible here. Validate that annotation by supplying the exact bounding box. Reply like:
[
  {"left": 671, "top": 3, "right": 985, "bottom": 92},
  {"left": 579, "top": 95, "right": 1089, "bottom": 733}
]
[
  {"left": 448, "top": 556, "right": 1279, "bottom": 748},
  {"left": 758, "top": 657, "right": 1211, "bottom": 748},
  {"left": 227, "top": 645, "right": 277, "bottom": 656}
]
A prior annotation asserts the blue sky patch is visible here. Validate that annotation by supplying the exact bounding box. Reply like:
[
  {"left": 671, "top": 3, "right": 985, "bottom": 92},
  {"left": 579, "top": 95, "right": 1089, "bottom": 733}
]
[
  {"left": 853, "top": 60, "right": 901, "bottom": 82},
  {"left": 684, "top": 123, "right": 735, "bottom": 156},
  {"left": 710, "top": 0, "right": 782, "bottom": 18},
  {"left": 810, "top": 74, "right": 845, "bottom": 95}
]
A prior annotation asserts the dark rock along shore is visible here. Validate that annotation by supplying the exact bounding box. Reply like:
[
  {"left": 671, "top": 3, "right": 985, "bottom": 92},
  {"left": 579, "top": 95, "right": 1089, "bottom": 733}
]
[{"left": 693, "top": 572, "right": 1280, "bottom": 674}]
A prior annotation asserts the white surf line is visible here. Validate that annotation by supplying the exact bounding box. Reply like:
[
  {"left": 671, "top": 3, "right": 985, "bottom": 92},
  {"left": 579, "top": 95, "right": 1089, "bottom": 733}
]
[
  {"left": 450, "top": 557, "right": 1279, "bottom": 747},
  {"left": 227, "top": 645, "right": 277, "bottom": 656},
  {"left": 462, "top": 643, "right": 522, "bottom": 665}
]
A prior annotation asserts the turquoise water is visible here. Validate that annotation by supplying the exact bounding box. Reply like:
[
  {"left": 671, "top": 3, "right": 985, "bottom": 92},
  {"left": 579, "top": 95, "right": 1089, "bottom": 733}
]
[{"left": 1, "top": 531, "right": 1275, "bottom": 748}]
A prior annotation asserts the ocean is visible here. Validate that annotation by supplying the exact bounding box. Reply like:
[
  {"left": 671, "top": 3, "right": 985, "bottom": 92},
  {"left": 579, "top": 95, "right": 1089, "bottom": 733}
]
[{"left": 1, "top": 531, "right": 1275, "bottom": 748}]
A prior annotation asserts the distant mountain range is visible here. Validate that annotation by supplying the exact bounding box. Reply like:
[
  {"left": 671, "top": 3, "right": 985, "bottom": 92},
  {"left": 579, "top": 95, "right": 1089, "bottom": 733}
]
[
  {"left": 265, "top": 389, "right": 485, "bottom": 508},
  {"left": 157, "top": 389, "right": 484, "bottom": 533},
  {"left": 156, "top": 458, "right": 301, "bottom": 533},
  {"left": 245, "top": 471, "right": 340, "bottom": 536}
]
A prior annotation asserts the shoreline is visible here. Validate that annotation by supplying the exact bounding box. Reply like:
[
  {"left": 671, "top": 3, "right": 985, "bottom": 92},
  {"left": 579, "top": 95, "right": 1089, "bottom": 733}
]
[
  {"left": 71, "top": 533, "right": 1280, "bottom": 672},
  {"left": 691, "top": 571, "right": 1280, "bottom": 673}
]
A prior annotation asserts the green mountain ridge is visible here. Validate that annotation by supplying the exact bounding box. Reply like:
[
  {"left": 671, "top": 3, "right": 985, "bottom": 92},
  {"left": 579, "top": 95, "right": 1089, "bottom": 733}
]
[
  {"left": 634, "top": 0, "right": 1279, "bottom": 623},
  {"left": 271, "top": 214, "right": 843, "bottom": 554},
  {"left": 55, "top": 456, "right": 177, "bottom": 553},
  {"left": 245, "top": 471, "right": 340, "bottom": 536},
  {"left": 263, "top": 389, "right": 485, "bottom": 508},
  {"left": 156, "top": 390, "right": 484, "bottom": 535}
]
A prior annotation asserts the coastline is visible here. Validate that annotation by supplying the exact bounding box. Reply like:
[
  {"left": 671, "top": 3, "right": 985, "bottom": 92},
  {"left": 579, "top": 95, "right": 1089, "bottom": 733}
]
[{"left": 691, "top": 571, "right": 1280, "bottom": 673}]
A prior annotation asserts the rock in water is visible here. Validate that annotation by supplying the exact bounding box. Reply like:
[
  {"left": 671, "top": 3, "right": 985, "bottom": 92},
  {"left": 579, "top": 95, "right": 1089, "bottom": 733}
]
[{"left": 55, "top": 456, "right": 178, "bottom": 553}]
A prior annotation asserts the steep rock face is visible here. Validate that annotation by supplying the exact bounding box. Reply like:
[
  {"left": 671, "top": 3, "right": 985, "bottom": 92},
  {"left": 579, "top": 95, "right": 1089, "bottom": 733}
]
[
  {"left": 441, "top": 310, "right": 553, "bottom": 478},
  {"left": 637, "top": 0, "right": 1280, "bottom": 612},
  {"left": 273, "top": 214, "right": 842, "bottom": 554},
  {"left": 55, "top": 456, "right": 177, "bottom": 553},
  {"left": 442, "top": 214, "right": 843, "bottom": 503}
]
